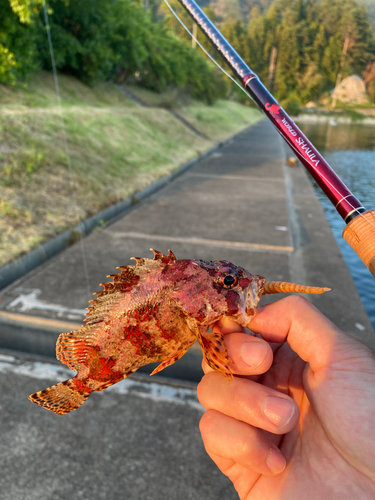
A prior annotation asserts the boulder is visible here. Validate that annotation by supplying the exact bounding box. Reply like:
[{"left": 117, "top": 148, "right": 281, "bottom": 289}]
[{"left": 332, "top": 75, "right": 370, "bottom": 104}]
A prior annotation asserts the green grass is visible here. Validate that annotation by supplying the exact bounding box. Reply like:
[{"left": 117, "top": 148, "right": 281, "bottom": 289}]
[
  {"left": 333, "top": 102, "right": 375, "bottom": 119},
  {"left": 180, "top": 99, "right": 263, "bottom": 141},
  {"left": 0, "top": 72, "right": 263, "bottom": 267},
  {"left": 123, "top": 84, "right": 183, "bottom": 108},
  {"left": 0, "top": 72, "right": 137, "bottom": 108}
]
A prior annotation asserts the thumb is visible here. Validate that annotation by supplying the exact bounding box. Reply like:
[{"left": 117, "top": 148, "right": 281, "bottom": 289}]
[{"left": 248, "top": 295, "right": 361, "bottom": 373}]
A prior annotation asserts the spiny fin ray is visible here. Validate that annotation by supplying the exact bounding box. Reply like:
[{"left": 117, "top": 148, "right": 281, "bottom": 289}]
[
  {"left": 56, "top": 331, "right": 96, "bottom": 370},
  {"left": 197, "top": 329, "right": 233, "bottom": 381},
  {"left": 150, "top": 345, "right": 192, "bottom": 376},
  {"left": 83, "top": 267, "right": 140, "bottom": 326},
  {"left": 150, "top": 248, "right": 177, "bottom": 264}
]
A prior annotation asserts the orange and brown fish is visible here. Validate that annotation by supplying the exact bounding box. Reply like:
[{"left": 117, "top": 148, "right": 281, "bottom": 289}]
[{"left": 28, "top": 249, "right": 330, "bottom": 415}]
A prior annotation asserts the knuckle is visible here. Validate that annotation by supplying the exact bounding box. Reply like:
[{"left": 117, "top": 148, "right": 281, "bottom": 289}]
[
  {"left": 234, "top": 436, "right": 252, "bottom": 459},
  {"left": 231, "top": 382, "right": 249, "bottom": 413},
  {"left": 285, "top": 294, "right": 309, "bottom": 307},
  {"left": 199, "top": 409, "right": 219, "bottom": 436},
  {"left": 197, "top": 373, "right": 216, "bottom": 407},
  {"left": 196, "top": 380, "right": 205, "bottom": 405},
  {"left": 284, "top": 294, "right": 314, "bottom": 315}
]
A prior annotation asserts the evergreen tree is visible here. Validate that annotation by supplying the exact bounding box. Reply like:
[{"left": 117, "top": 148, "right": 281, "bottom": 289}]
[
  {"left": 221, "top": 17, "right": 248, "bottom": 60},
  {"left": 220, "top": 0, "right": 375, "bottom": 104},
  {"left": 312, "top": 24, "right": 327, "bottom": 68},
  {"left": 274, "top": 13, "right": 300, "bottom": 101},
  {"left": 247, "top": 13, "right": 267, "bottom": 78},
  {"left": 2, "top": 0, "right": 375, "bottom": 104}
]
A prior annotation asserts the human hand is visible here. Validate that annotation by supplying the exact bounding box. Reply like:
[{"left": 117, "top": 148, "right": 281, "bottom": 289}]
[{"left": 198, "top": 296, "right": 375, "bottom": 499}]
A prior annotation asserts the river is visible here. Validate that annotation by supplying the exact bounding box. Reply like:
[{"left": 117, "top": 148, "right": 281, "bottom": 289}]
[{"left": 298, "top": 121, "right": 375, "bottom": 330}]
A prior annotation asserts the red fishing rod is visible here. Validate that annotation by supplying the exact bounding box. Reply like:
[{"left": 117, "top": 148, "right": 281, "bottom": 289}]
[{"left": 174, "top": 0, "right": 375, "bottom": 278}]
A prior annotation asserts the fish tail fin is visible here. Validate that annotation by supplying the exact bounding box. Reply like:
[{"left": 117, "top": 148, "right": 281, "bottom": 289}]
[{"left": 28, "top": 378, "right": 91, "bottom": 415}]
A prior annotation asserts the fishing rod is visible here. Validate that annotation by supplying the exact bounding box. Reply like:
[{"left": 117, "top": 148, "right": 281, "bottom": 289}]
[{"left": 173, "top": 0, "right": 375, "bottom": 278}]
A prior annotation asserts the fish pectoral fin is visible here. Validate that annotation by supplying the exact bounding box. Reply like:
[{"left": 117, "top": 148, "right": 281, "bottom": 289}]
[
  {"left": 197, "top": 327, "right": 233, "bottom": 381},
  {"left": 150, "top": 347, "right": 191, "bottom": 376}
]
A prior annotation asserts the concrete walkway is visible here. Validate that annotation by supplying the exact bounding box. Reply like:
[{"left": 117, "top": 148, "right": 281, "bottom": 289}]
[
  {"left": 0, "top": 119, "right": 374, "bottom": 500},
  {"left": 0, "top": 352, "right": 233, "bottom": 500}
]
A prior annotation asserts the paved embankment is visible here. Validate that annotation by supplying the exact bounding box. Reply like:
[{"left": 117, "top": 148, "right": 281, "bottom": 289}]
[
  {"left": 0, "top": 352, "right": 233, "bottom": 500},
  {"left": 1, "top": 119, "right": 373, "bottom": 362},
  {"left": 0, "top": 119, "right": 374, "bottom": 500}
]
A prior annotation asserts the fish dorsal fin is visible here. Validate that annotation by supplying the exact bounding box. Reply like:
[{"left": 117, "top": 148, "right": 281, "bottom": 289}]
[
  {"left": 57, "top": 265, "right": 141, "bottom": 371},
  {"left": 57, "top": 250, "right": 177, "bottom": 371},
  {"left": 150, "top": 248, "right": 176, "bottom": 264},
  {"left": 85, "top": 266, "right": 140, "bottom": 324},
  {"left": 130, "top": 249, "right": 176, "bottom": 267},
  {"left": 129, "top": 257, "right": 149, "bottom": 267}
]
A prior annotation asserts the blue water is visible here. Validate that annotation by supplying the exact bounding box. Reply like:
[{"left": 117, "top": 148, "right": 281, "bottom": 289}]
[{"left": 299, "top": 121, "right": 375, "bottom": 329}]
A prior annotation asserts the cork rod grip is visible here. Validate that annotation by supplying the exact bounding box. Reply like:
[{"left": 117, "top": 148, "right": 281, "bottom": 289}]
[{"left": 342, "top": 210, "right": 375, "bottom": 278}]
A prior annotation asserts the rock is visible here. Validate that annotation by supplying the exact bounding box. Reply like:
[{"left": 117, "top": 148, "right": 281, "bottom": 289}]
[
  {"left": 332, "top": 75, "right": 370, "bottom": 105},
  {"left": 286, "top": 156, "right": 298, "bottom": 167}
]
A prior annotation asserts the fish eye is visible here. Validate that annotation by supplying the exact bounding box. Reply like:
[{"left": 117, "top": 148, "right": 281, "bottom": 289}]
[{"left": 221, "top": 274, "right": 237, "bottom": 288}]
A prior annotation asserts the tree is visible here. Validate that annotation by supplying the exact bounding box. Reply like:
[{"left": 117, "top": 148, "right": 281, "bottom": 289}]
[
  {"left": 274, "top": 14, "right": 300, "bottom": 101},
  {"left": 0, "top": 0, "right": 40, "bottom": 84},
  {"left": 0, "top": 0, "right": 220, "bottom": 102},
  {"left": 211, "top": 0, "right": 375, "bottom": 104}
]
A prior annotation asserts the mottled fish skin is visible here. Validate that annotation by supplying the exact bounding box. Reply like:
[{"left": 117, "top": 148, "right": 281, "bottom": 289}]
[
  {"left": 28, "top": 249, "right": 264, "bottom": 414},
  {"left": 28, "top": 249, "right": 329, "bottom": 415}
]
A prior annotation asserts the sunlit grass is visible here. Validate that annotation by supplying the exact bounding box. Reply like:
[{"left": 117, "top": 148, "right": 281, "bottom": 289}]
[
  {"left": 0, "top": 71, "right": 136, "bottom": 108},
  {"left": 180, "top": 100, "right": 263, "bottom": 140},
  {"left": 0, "top": 72, "right": 263, "bottom": 267}
]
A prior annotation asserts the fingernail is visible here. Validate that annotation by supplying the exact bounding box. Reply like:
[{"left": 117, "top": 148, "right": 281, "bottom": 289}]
[
  {"left": 263, "top": 397, "right": 295, "bottom": 427},
  {"left": 267, "top": 448, "right": 286, "bottom": 474},
  {"left": 240, "top": 342, "right": 267, "bottom": 368}
]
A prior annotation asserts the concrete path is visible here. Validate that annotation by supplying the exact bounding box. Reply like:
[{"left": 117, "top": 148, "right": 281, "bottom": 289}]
[
  {"left": 1, "top": 119, "right": 373, "bottom": 364},
  {"left": 0, "top": 119, "right": 374, "bottom": 500},
  {"left": 0, "top": 352, "right": 235, "bottom": 500}
]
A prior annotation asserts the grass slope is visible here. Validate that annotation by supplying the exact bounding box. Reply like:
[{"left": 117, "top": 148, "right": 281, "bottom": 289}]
[{"left": 0, "top": 72, "right": 262, "bottom": 267}]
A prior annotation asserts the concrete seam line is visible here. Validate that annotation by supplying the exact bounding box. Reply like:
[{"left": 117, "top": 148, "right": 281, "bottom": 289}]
[
  {"left": 0, "top": 311, "right": 202, "bottom": 350},
  {"left": 0, "top": 356, "right": 202, "bottom": 409},
  {"left": 0, "top": 122, "right": 262, "bottom": 291},
  {"left": 0, "top": 311, "right": 82, "bottom": 333},
  {"left": 109, "top": 231, "right": 294, "bottom": 253},
  {"left": 186, "top": 173, "right": 285, "bottom": 182}
]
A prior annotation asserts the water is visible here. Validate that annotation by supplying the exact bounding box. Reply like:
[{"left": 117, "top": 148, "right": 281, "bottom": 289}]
[{"left": 298, "top": 121, "right": 375, "bottom": 329}]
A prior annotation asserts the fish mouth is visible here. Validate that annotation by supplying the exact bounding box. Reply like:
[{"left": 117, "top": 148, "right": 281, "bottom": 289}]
[
  {"left": 235, "top": 276, "right": 265, "bottom": 328},
  {"left": 245, "top": 276, "right": 266, "bottom": 318},
  {"left": 246, "top": 280, "right": 263, "bottom": 316}
]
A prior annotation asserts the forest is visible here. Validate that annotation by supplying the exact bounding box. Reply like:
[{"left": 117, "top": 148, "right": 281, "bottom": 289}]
[
  {"left": 1, "top": 0, "right": 375, "bottom": 106},
  {"left": 163, "top": 0, "right": 375, "bottom": 107}
]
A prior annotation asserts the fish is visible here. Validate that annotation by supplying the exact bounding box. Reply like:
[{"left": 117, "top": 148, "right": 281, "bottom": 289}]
[{"left": 28, "top": 249, "right": 330, "bottom": 415}]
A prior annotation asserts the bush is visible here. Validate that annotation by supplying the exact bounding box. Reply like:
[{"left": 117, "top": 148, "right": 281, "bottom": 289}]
[
  {"left": 0, "top": 0, "right": 40, "bottom": 84},
  {"left": 280, "top": 95, "right": 300, "bottom": 116},
  {"left": 0, "top": 0, "right": 220, "bottom": 103}
]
